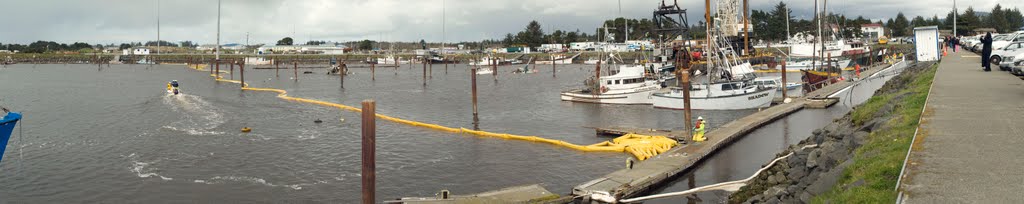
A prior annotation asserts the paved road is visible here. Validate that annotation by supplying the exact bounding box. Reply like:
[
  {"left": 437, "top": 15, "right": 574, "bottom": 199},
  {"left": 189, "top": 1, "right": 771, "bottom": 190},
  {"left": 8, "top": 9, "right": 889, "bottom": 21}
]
[{"left": 900, "top": 51, "right": 1024, "bottom": 203}]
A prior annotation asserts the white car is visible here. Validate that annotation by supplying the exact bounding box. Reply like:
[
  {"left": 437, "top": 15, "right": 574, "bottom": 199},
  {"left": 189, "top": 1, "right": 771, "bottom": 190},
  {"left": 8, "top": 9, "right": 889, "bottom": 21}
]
[
  {"left": 992, "top": 31, "right": 1024, "bottom": 51},
  {"left": 992, "top": 42, "right": 1024, "bottom": 70},
  {"left": 1010, "top": 57, "right": 1024, "bottom": 76}
]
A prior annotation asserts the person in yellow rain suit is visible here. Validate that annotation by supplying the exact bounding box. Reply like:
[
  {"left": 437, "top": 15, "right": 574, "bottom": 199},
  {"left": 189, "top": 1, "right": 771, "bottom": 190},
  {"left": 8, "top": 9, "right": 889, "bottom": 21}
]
[{"left": 692, "top": 116, "right": 706, "bottom": 142}]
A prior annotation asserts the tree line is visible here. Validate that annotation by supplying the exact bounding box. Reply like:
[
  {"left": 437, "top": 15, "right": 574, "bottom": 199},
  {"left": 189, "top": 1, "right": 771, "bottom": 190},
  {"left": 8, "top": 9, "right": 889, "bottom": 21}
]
[
  {"left": 748, "top": 2, "right": 1023, "bottom": 42},
  {"left": 1, "top": 40, "right": 200, "bottom": 53}
]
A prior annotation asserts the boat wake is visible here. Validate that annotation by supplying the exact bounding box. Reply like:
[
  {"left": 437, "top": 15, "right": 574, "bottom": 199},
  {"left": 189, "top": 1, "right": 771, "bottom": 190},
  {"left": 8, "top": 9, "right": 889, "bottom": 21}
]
[
  {"left": 193, "top": 175, "right": 330, "bottom": 190},
  {"left": 161, "top": 94, "right": 225, "bottom": 136},
  {"left": 126, "top": 153, "right": 174, "bottom": 181}
]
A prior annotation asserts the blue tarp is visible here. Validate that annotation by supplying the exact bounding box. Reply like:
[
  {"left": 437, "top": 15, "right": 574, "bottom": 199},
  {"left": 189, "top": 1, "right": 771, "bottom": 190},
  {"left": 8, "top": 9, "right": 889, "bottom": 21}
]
[{"left": 0, "top": 112, "right": 22, "bottom": 164}]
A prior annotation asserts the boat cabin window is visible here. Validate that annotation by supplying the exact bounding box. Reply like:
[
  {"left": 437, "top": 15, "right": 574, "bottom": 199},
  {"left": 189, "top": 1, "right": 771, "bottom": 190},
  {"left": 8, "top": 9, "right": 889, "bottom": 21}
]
[
  {"left": 721, "top": 83, "right": 740, "bottom": 91},
  {"left": 621, "top": 78, "right": 643, "bottom": 84},
  {"left": 615, "top": 80, "right": 621, "bottom": 84},
  {"left": 607, "top": 80, "right": 612, "bottom": 85}
]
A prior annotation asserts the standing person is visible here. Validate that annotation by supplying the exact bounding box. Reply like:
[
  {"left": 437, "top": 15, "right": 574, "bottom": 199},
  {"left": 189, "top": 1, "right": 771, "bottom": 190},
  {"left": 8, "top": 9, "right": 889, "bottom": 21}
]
[
  {"left": 982, "top": 32, "right": 993, "bottom": 71},
  {"left": 692, "top": 117, "right": 706, "bottom": 142}
]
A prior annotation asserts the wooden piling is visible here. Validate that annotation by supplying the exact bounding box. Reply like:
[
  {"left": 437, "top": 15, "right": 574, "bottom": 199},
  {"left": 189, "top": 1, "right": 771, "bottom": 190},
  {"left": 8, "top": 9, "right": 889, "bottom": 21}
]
[
  {"left": 781, "top": 59, "right": 788, "bottom": 99},
  {"left": 215, "top": 60, "right": 220, "bottom": 78},
  {"left": 422, "top": 60, "right": 427, "bottom": 86},
  {"left": 240, "top": 63, "right": 245, "bottom": 88},
  {"left": 230, "top": 61, "right": 235, "bottom": 80},
  {"left": 429, "top": 60, "right": 433, "bottom": 79},
  {"left": 552, "top": 56, "right": 556, "bottom": 77},
  {"left": 471, "top": 67, "right": 479, "bottom": 130},
  {"left": 371, "top": 63, "right": 375, "bottom": 81},
  {"left": 491, "top": 58, "right": 497, "bottom": 80},
  {"left": 361, "top": 100, "right": 376, "bottom": 204},
  {"left": 293, "top": 60, "right": 298, "bottom": 81},
  {"left": 275, "top": 58, "right": 280, "bottom": 77}
]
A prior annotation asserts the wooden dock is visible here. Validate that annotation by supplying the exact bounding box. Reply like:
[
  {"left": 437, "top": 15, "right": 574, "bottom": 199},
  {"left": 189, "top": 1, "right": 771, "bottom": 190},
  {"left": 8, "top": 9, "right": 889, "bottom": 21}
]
[
  {"left": 570, "top": 61, "right": 905, "bottom": 202},
  {"left": 388, "top": 184, "right": 564, "bottom": 204}
]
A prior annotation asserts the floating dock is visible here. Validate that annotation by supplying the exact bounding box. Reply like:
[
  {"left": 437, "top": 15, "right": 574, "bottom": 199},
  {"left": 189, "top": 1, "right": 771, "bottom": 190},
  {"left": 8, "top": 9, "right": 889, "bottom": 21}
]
[{"left": 387, "top": 184, "right": 565, "bottom": 204}]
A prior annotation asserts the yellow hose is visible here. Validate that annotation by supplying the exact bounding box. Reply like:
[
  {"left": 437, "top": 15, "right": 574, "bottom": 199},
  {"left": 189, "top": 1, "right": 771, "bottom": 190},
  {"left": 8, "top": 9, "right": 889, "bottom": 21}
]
[{"left": 192, "top": 65, "right": 677, "bottom": 160}]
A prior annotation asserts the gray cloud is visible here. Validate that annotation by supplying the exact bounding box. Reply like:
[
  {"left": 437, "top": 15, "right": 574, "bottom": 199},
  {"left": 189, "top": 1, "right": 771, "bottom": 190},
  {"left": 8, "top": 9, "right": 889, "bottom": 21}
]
[{"left": 0, "top": 0, "right": 1019, "bottom": 45}]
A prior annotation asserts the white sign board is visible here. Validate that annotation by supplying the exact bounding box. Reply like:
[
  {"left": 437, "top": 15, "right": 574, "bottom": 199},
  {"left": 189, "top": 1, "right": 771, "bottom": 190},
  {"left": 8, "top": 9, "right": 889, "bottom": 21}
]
[{"left": 914, "top": 26, "right": 940, "bottom": 61}]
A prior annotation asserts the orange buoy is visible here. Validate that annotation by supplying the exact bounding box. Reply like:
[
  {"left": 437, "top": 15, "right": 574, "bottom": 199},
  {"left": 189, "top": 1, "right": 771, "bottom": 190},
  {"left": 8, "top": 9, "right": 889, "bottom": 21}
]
[{"left": 241, "top": 127, "right": 252, "bottom": 133}]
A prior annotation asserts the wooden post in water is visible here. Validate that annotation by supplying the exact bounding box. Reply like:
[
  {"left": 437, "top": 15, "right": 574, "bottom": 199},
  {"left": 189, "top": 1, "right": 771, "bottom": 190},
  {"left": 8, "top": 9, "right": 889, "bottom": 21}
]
[
  {"left": 428, "top": 60, "right": 433, "bottom": 79},
  {"left": 422, "top": 60, "right": 427, "bottom": 86},
  {"left": 781, "top": 59, "right": 788, "bottom": 99},
  {"left": 371, "top": 63, "right": 375, "bottom": 81},
  {"left": 230, "top": 61, "right": 235, "bottom": 80},
  {"left": 552, "top": 55, "right": 556, "bottom": 77},
  {"left": 360, "top": 100, "right": 376, "bottom": 204},
  {"left": 275, "top": 59, "right": 280, "bottom": 77},
  {"left": 240, "top": 63, "right": 245, "bottom": 88},
  {"left": 215, "top": 59, "right": 220, "bottom": 78},
  {"left": 491, "top": 58, "right": 498, "bottom": 80},
  {"left": 471, "top": 67, "right": 479, "bottom": 130},
  {"left": 293, "top": 60, "right": 298, "bottom": 81}
]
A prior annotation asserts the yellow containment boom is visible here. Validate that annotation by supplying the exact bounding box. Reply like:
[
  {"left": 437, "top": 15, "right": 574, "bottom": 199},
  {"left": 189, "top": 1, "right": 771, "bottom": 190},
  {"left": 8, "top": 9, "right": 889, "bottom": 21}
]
[{"left": 188, "top": 64, "right": 677, "bottom": 160}]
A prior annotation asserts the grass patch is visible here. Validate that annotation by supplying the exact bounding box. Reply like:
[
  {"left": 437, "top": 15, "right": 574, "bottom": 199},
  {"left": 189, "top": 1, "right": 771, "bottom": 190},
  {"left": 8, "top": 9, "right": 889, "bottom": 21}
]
[{"left": 812, "top": 63, "right": 937, "bottom": 204}]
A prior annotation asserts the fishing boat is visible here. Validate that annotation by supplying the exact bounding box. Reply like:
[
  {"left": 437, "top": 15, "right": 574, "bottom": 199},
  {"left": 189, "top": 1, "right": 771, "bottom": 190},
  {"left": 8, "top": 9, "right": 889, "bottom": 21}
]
[
  {"left": 469, "top": 56, "right": 521, "bottom": 66},
  {"left": 783, "top": 58, "right": 851, "bottom": 70},
  {"left": 512, "top": 64, "right": 539, "bottom": 74},
  {"left": 801, "top": 70, "right": 840, "bottom": 93},
  {"left": 560, "top": 64, "right": 661, "bottom": 104},
  {"left": 535, "top": 53, "right": 580, "bottom": 64},
  {"left": 751, "top": 77, "right": 803, "bottom": 99},
  {"left": 651, "top": 15, "right": 777, "bottom": 110},
  {"left": 1, "top": 110, "right": 22, "bottom": 163},
  {"left": 475, "top": 67, "right": 494, "bottom": 75}
]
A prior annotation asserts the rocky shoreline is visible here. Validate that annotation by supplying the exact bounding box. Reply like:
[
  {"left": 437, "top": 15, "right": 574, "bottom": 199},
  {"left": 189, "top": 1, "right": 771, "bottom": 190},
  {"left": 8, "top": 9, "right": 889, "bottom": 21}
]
[{"left": 728, "top": 61, "right": 935, "bottom": 204}]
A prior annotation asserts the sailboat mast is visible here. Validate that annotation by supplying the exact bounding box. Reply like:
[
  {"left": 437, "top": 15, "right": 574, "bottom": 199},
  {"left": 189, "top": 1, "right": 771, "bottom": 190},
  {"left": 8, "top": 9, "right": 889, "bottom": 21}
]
[
  {"left": 156, "top": 0, "right": 160, "bottom": 62},
  {"left": 705, "top": 0, "right": 712, "bottom": 97},
  {"left": 811, "top": 0, "right": 818, "bottom": 71},
  {"left": 442, "top": 0, "right": 446, "bottom": 62}
]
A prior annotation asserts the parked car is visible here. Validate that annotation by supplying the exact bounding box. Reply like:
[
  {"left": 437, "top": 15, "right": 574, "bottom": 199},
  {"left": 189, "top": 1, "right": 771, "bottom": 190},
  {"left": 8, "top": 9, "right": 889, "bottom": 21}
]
[
  {"left": 992, "top": 42, "right": 1024, "bottom": 70},
  {"left": 993, "top": 31, "right": 1024, "bottom": 50},
  {"left": 1010, "top": 57, "right": 1024, "bottom": 76}
]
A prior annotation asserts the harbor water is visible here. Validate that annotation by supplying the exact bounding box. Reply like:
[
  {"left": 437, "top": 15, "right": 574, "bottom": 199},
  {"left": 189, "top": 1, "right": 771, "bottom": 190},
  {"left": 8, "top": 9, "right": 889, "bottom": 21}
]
[{"left": 0, "top": 63, "right": 900, "bottom": 203}]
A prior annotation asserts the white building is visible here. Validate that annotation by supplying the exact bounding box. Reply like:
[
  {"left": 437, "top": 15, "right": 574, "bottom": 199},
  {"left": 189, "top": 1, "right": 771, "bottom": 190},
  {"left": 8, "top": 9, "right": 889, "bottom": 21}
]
[
  {"left": 626, "top": 40, "right": 654, "bottom": 51},
  {"left": 913, "top": 26, "right": 940, "bottom": 61},
  {"left": 862, "top": 24, "right": 885, "bottom": 39},
  {"left": 539, "top": 44, "right": 565, "bottom": 52},
  {"left": 570, "top": 42, "right": 596, "bottom": 51},
  {"left": 122, "top": 47, "right": 150, "bottom": 55},
  {"left": 257, "top": 44, "right": 347, "bottom": 54}
]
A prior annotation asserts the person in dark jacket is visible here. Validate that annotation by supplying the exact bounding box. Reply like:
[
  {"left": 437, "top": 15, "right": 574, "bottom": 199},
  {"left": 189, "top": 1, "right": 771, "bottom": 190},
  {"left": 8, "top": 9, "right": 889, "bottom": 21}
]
[{"left": 981, "top": 32, "right": 993, "bottom": 71}]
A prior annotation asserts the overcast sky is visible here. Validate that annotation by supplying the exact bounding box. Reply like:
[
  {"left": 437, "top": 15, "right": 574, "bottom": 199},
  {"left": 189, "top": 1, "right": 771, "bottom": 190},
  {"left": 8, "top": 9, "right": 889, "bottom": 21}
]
[{"left": 0, "top": 0, "right": 1018, "bottom": 45}]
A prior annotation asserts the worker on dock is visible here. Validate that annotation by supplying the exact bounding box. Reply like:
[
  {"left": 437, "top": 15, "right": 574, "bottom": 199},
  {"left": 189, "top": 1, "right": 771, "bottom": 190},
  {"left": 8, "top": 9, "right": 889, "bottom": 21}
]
[
  {"left": 692, "top": 117, "right": 706, "bottom": 142},
  {"left": 981, "top": 32, "right": 993, "bottom": 72}
]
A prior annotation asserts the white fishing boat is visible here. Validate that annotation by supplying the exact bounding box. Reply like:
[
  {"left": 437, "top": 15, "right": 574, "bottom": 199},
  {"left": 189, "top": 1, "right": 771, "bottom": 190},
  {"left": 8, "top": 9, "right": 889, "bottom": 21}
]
[
  {"left": 783, "top": 58, "right": 851, "bottom": 70},
  {"left": 536, "top": 53, "right": 580, "bottom": 64},
  {"left": 751, "top": 77, "right": 803, "bottom": 99},
  {"left": 560, "top": 64, "right": 661, "bottom": 105},
  {"left": 651, "top": 15, "right": 777, "bottom": 110},
  {"left": 469, "top": 56, "right": 520, "bottom": 66},
  {"left": 475, "top": 67, "right": 494, "bottom": 75}
]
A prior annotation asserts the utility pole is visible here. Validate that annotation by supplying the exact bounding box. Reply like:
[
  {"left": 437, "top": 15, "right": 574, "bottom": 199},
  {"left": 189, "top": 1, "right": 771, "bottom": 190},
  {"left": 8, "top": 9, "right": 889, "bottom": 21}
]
[
  {"left": 953, "top": 0, "right": 957, "bottom": 36},
  {"left": 216, "top": 0, "right": 221, "bottom": 61},
  {"left": 743, "top": 0, "right": 749, "bottom": 55}
]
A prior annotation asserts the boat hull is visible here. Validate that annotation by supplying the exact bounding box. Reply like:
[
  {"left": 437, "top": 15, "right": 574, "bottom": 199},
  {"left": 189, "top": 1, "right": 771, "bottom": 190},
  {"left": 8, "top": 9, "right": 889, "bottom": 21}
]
[
  {"left": 652, "top": 88, "right": 777, "bottom": 110},
  {"left": 560, "top": 88, "right": 657, "bottom": 105},
  {"left": 0, "top": 112, "right": 22, "bottom": 163}
]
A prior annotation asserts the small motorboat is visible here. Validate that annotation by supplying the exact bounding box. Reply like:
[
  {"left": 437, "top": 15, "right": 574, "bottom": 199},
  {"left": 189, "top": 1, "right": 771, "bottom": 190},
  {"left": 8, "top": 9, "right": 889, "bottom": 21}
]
[{"left": 166, "top": 80, "right": 180, "bottom": 95}]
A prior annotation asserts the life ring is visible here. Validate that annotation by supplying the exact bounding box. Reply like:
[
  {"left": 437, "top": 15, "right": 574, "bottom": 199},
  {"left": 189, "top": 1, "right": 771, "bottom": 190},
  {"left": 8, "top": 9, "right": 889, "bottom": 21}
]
[{"left": 600, "top": 86, "right": 609, "bottom": 93}]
